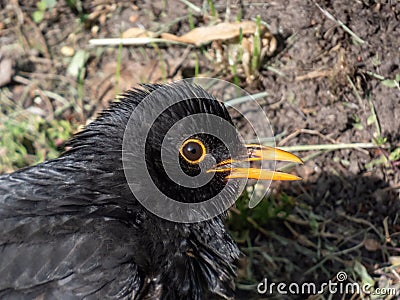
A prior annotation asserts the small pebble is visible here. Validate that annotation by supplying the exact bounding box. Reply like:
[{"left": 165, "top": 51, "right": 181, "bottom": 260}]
[{"left": 61, "top": 46, "right": 75, "bottom": 57}]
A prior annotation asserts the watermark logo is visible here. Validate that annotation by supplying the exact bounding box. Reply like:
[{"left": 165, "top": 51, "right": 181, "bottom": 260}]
[{"left": 257, "top": 271, "right": 396, "bottom": 296}]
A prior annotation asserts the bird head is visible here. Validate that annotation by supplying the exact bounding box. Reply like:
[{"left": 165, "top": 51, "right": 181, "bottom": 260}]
[{"left": 117, "top": 82, "right": 302, "bottom": 222}]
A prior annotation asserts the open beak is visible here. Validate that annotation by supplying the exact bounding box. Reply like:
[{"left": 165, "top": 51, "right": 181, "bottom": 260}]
[{"left": 207, "top": 144, "right": 303, "bottom": 181}]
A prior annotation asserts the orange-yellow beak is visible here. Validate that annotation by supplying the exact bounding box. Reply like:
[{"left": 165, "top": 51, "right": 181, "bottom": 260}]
[{"left": 207, "top": 144, "right": 303, "bottom": 181}]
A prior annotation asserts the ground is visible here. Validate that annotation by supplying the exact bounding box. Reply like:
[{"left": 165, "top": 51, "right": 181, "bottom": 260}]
[{"left": 0, "top": 0, "right": 399, "bottom": 299}]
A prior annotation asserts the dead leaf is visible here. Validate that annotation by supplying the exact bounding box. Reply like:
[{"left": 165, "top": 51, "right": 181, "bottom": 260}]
[
  {"left": 389, "top": 256, "right": 400, "bottom": 266},
  {"left": 364, "top": 238, "right": 381, "bottom": 251},
  {"left": 67, "top": 50, "right": 89, "bottom": 79},
  {"left": 122, "top": 28, "right": 155, "bottom": 38},
  {"left": 161, "top": 21, "right": 272, "bottom": 46},
  {"left": 354, "top": 261, "right": 375, "bottom": 287}
]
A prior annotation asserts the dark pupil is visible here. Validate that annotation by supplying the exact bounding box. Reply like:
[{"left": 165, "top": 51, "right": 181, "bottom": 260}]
[{"left": 183, "top": 142, "right": 202, "bottom": 161}]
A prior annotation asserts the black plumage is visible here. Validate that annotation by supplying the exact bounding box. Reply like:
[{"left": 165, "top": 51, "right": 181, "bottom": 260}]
[
  {"left": 0, "top": 82, "right": 301, "bottom": 299},
  {"left": 0, "top": 83, "right": 242, "bottom": 299}
]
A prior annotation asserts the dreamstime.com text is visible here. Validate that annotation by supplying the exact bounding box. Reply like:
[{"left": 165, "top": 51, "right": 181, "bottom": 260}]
[{"left": 257, "top": 271, "right": 396, "bottom": 296}]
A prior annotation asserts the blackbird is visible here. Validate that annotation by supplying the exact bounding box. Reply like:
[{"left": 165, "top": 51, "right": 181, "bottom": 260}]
[{"left": 0, "top": 82, "right": 301, "bottom": 299}]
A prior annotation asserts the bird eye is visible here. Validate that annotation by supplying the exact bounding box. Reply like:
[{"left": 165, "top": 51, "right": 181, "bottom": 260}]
[{"left": 180, "top": 139, "right": 206, "bottom": 164}]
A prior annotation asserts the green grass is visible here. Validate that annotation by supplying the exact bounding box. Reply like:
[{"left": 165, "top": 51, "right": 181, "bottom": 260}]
[
  {"left": 228, "top": 190, "right": 297, "bottom": 233},
  {"left": 0, "top": 95, "right": 76, "bottom": 173}
]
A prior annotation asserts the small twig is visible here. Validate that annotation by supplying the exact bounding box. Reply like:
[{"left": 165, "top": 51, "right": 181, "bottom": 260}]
[
  {"left": 284, "top": 221, "right": 319, "bottom": 249},
  {"left": 367, "top": 94, "right": 382, "bottom": 138},
  {"left": 278, "top": 128, "right": 336, "bottom": 147},
  {"left": 246, "top": 131, "right": 288, "bottom": 144},
  {"left": 346, "top": 74, "right": 365, "bottom": 111},
  {"left": 380, "top": 183, "right": 400, "bottom": 192},
  {"left": 318, "top": 231, "right": 344, "bottom": 241},
  {"left": 89, "top": 37, "right": 188, "bottom": 46},
  {"left": 383, "top": 217, "right": 391, "bottom": 244},
  {"left": 268, "top": 97, "right": 285, "bottom": 110},
  {"left": 338, "top": 211, "right": 384, "bottom": 240},
  {"left": 13, "top": 75, "right": 31, "bottom": 85},
  {"left": 179, "top": 0, "right": 202, "bottom": 13},
  {"left": 284, "top": 214, "right": 311, "bottom": 226},
  {"left": 365, "top": 70, "right": 385, "bottom": 81},
  {"left": 18, "top": 71, "right": 77, "bottom": 85},
  {"left": 278, "top": 129, "right": 301, "bottom": 147},
  {"left": 295, "top": 69, "right": 332, "bottom": 81},
  {"left": 278, "top": 150, "right": 329, "bottom": 172},
  {"left": 169, "top": 46, "right": 193, "bottom": 78},
  {"left": 266, "top": 66, "right": 287, "bottom": 78},
  {"left": 10, "top": 0, "right": 24, "bottom": 24},
  {"left": 41, "top": 90, "right": 69, "bottom": 106},
  {"left": 391, "top": 269, "right": 400, "bottom": 282},
  {"left": 224, "top": 91, "right": 269, "bottom": 107},
  {"left": 329, "top": 238, "right": 366, "bottom": 257},
  {"left": 279, "top": 142, "right": 379, "bottom": 152},
  {"left": 303, "top": 257, "right": 329, "bottom": 276}
]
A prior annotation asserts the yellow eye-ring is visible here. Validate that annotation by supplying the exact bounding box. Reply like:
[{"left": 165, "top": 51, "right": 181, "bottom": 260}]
[{"left": 179, "top": 138, "right": 206, "bottom": 164}]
